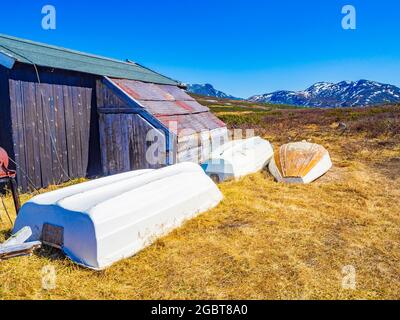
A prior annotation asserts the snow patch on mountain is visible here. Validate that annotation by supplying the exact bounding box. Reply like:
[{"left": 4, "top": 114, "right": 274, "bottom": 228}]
[
  {"left": 249, "top": 80, "right": 400, "bottom": 107},
  {"left": 186, "top": 83, "right": 240, "bottom": 100}
]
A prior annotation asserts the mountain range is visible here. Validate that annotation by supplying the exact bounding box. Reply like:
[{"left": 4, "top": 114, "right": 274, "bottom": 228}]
[
  {"left": 187, "top": 80, "right": 400, "bottom": 107},
  {"left": 249, "top": 80, "right": 400, "bottom": 107},
  {"left": 186, "top": 83, "right": 239, "bottom": 100}
]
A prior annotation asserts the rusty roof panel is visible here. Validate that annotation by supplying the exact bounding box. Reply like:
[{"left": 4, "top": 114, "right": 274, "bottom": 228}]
[
  {"left": 139, "top": 100, "right": 208, "bottom": 116},
  {"left": 112, "top": 79, "right": 195, "bottom": 102},
  {"left": 109, "top": 78, "right": 226, "bottom": 136},
  {"left": 157, "top": 112, "right": 225, "bottom": 136},
  {"left": 139, "top": 101, "right": 189, "bottom": 115},
  {"left": 113, "top": 79, "right": 171, "bottom": 101},
  {"left": 156, "top": 84, "right": 195, "bottom": 101}
]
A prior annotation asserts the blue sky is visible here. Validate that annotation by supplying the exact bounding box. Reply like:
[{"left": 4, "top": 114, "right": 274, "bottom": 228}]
[{"left": 1, "top": 0, "right": 399, "bottom": 97}]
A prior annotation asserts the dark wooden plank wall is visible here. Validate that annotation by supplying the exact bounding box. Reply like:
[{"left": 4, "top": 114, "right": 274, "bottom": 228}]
[
  {"left": 9, "top": 80, "right": 92, "bottom": 190},
  {"left": 97, "top": 81, "right": 166, "bottom": 175},
  {"left": 6, "top": 63, "right": 102, "bottom": 191},
  {"left": 0, "top": 66, "right": 13, "bottom": 159}
]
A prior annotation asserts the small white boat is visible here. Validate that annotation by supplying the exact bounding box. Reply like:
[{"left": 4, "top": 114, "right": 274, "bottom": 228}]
[
  {"left": 201, "top": 137, "right": 274, "bottom": 182},
  {"left": 13, "top": 163, "right": 223, "bottom": 270},
  {"left": 269, "top": 141, "right": 332, "bottom": 184},
  {"left": 0, "top": 227, "right": 41, "bottom": 261}
]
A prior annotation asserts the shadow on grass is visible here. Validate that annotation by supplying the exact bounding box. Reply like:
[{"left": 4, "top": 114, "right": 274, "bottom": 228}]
[
  {"left": 35, "top": 245, "right": 107, "bottom": 274},
  {"left": 36, "top": 246, "right": 66, "bottom": 262},
  {"left": 0, "top": 228, "right": 12, "bottom": 240}
]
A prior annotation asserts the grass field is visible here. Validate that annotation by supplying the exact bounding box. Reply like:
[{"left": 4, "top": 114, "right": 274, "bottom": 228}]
[{"left": 0, "top": 98, "right": 399, "bottom": 300}]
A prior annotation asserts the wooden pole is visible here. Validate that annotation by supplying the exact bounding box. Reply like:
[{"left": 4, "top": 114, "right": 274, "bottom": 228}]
[{"left": 8, "top": 178, "right": 21, "bottom": 215}]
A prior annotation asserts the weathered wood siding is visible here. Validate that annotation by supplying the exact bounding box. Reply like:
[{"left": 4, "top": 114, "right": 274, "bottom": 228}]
[
  {"left": 177, "top": 127, "right": 229, "bottom": 163},
  {"left": 97, "top": 80, "right": 166, "bottom": 175},
  {"left": 0, "top": 66, "right": 12, "bottom": 156},
  {"left": 9, "top": 80, "right": 92, "bottom": 190},
  {"left": 6, "top": 64, "right": 101, "bottom": 191}
]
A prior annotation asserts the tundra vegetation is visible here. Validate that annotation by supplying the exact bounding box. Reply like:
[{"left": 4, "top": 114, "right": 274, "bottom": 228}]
[{"left": 0, "top": 97, "right": 399, "bottom": 300}]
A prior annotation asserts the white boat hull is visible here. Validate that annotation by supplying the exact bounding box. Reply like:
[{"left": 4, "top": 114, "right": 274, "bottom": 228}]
[
  {"left": 201, "top": 137, "right": 274, "bottom": 182},
  {"left": 13, "top": 163, "right": 223, "bottom": 270},
  {"left": 269, "top": 142, "right": 332, "bottom": 184}
]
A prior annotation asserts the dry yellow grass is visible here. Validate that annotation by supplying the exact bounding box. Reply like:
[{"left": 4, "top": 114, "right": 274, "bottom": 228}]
[{"left": 0, "top": 109, "right": 399, "bottom": 300}]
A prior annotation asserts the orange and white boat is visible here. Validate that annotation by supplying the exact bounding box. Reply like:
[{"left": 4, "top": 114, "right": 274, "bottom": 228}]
[{"left": 269, "top": 142, "right": 332, "bottom": 184}]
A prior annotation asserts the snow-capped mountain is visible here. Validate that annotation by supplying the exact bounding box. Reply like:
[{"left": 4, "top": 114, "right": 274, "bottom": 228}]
[
  {"left": 249, "top": 80, "right": 400, "bottom": 107},
  {"left": 187, "top": 83, "right": 240, "bottom": 100}
]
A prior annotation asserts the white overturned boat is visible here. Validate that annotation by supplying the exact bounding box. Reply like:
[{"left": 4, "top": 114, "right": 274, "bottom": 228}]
[
  {"left": 269, "top": 141, "right": 332, "bottom": 184},
  {"left": 201, "top": 137, "right": 274, "bottom": 182},
  {"left": 0, "top": 227, "right": 41, "bottom": 261},
  {"left": 13, "top": 163, "right": 223, "bottom": 270}
]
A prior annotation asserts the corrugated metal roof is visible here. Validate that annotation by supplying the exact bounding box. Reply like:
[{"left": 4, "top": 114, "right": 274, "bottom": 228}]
[
  {"left": 157, "top": 113, "right": 226, "bottom": 135},
  {"left": 0, "top": 34, "right": 179, "bottom": 85},
  {"left": 111, "top": 78, "right": 226, "bottom": 135}
]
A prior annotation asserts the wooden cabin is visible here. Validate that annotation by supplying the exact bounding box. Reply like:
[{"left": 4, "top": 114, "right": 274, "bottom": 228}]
[{"left": 0, "top": 34, "right": 227, "bottom": 191}]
